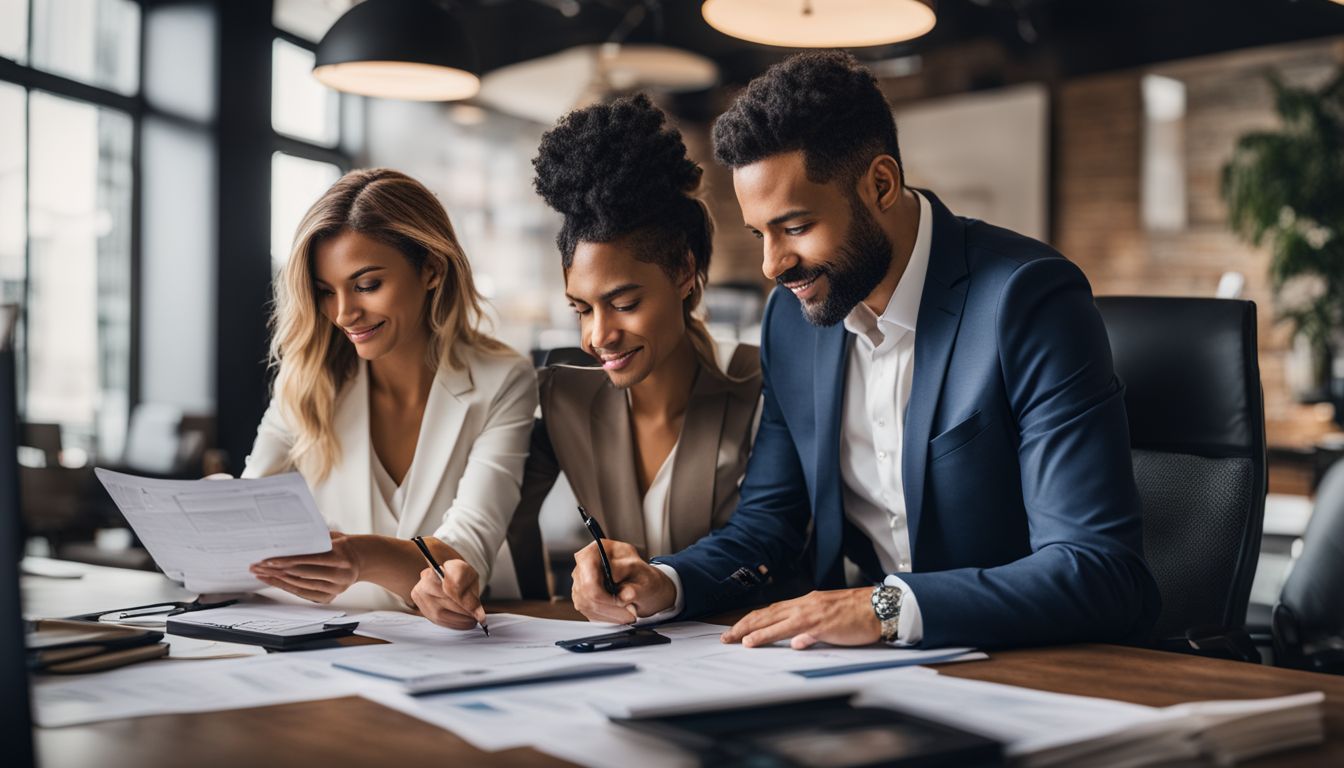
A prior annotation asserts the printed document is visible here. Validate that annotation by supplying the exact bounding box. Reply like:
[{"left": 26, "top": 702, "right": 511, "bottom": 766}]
[
  {"left": 32, "top": 655, "right": 374, "bottom": 727},
  {"left": 94, "top": 469, "right": 331, "bottom": 592}
]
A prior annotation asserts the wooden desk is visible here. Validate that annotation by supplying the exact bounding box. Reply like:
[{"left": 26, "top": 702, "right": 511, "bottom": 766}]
[{"left": 25, "top": 565, "right": 1344, "bottom": 768}]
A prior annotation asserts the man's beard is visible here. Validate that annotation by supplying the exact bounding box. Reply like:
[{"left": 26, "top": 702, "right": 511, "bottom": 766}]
[{"left": 778, "top": 197, "right": 894, "bottom": 327}]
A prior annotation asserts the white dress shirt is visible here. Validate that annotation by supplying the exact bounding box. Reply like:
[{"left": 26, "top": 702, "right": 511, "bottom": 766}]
[
  {"left": 654, "top": 191, "right": 933, "bottom": 643},
  {"left": 641, "top": 443, "right": 678, "bottom": 557},
  {"left": 839, "top": 190, "right": 932, "bottom": 644}
]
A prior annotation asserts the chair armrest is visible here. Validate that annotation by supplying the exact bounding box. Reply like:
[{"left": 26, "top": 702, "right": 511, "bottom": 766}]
[{"left": 1184, "top": 625, "right": 1262, "bottom": 664}]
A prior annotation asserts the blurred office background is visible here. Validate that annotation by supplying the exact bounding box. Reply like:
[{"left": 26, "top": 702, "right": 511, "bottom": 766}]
[{"left": 5, "top": 0, "right": 1344, "bottom": 614}]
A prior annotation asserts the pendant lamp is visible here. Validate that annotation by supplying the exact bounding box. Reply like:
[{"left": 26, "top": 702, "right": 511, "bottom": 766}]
[
  {"left": 702, "top": 0, "right": 936, "bottom": 49},
  {"left": 314, "top": 0, "right": 479, "bottom": 101}
]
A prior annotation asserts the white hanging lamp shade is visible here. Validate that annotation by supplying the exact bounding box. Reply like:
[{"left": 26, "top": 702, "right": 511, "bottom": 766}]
[
  {"left": 702, "top": 0, "right": 936, "bottom": 49},
  {"left": 314, "top": 0, "right": 480, "bottom": 101}
]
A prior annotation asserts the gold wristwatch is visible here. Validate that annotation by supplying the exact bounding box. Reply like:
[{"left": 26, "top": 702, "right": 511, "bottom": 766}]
[{"left": 871, "top": 584, "right": 903, "bottom": 643}]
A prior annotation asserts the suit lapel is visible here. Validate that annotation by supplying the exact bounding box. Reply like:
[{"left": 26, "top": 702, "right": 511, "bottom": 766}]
[
  {"left": 668, "top": 362, "right": 724, "bottom": 554},
  {"left": 812, "top": 324, "right": 852, "bottom": 586},
  {"left": 396, "top": 361, "right": 473, "bottom": 538},
  {"left": 589, "top": 383, "right": 646, "bottom": 553},
  {"left": 902, "top": 191, "right": 969, "bottom": 566},
  {"left": 329, "top": 361, "right": 372, "bottom": 534}
]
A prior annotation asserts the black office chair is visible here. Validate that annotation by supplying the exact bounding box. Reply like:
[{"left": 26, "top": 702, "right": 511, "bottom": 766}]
[
  {"left": 1271, "top": 460, "right": 1344, "bottom": 673},
  {"left": 1096, "top": 297, "right": 1266, "bottom": 663},
  {"left": 500, "top": 346, "right": 600, "bottom": 601}
]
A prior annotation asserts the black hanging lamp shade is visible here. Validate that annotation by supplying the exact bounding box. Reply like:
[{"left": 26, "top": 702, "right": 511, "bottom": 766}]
[{"left": 314, "top": 0, "right": 480, "bottom": 101}]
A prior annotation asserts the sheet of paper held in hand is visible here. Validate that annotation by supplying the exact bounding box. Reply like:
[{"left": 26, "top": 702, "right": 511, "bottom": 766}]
[{"left": 93, "top": 468, "right": 332, "bottom": 593}]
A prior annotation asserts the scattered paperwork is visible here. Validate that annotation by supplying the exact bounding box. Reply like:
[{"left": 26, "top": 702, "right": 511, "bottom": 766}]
[
  {"left": 32, "top": 655, "right": 374, "bottom": 727},
  {"left": 94, "top": 469, "right": 331, "bottom": 592},
  {"left": 31, "top": 606, "right": 1326, "bottom": 768}
]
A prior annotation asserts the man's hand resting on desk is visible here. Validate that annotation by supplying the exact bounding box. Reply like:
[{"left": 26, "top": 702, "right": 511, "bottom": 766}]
[
  {"left": 249, "top": 531, "right": 360, "bottom": 603},
  {"left": 571, "top": 539, "right": 676, "bottom": 624},
  {"left": 410, "top": 558, "right": 486, "bottom": 630},
  {"left": 721, "top": 588, "right": 881, "bottom": 649}
]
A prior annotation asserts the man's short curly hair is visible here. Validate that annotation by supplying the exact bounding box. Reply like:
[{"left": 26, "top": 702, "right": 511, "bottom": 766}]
[
  {"left": 712, "top": 51, "right": 902, "bottom": 190},
  {"left": 532, "top": 92, "right": 711, "bottom": 283}
]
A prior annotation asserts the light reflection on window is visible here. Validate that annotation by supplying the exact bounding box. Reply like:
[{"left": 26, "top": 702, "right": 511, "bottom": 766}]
[
  {"left": 27, "top": 92, "right": 133, "bottom": 456},
  {"left": 271, "top": 152, "right": 341, "bottom": 272},
  {"left": 273, "top": 37, "right": 338, "bottom": 146},
  {"left": 30, "top": 0, "right": 141, "bottom": 96}
]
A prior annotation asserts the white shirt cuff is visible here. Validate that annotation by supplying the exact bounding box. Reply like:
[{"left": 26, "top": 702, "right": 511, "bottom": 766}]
[
  {"left": 882, "top": 574, "right": 923, "bottom": 646},
  {"left": 636, "top": 563, "right": 685, "bottom": 625}
]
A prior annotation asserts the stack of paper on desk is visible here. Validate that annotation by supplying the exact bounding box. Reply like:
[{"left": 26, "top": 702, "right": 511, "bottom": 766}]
[
  {"left": 1173, "top": 692, "right": 1326, "bottom": 766},
  {"left": 856, "top": 673, "right": 1325, "bottom": 768}
]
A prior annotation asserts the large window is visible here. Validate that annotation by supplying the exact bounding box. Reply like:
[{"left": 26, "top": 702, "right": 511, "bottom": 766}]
[
  {"left": 1, "top": 0, "right": 140, "bottom": 458},
  {"left": 30, "top": 0, "right": 141, "bottom": 96},
  {"left": 269, "top": 28, "right": 347, "bottom": 270}
]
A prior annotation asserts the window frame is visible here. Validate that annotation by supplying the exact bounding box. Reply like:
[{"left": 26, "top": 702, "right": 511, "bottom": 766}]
[
  {"left": 0, "top": 0, "right": 148, "bottom": 440},
  {"left": 271, "top": 27, "right": 351, "bottom": 171},
  {"left": 269, "top": 26, "right": 352, "bottom": 271}
]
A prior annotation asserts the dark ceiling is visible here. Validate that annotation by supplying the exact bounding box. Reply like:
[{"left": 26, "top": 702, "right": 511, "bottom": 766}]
[{"left": 457, "top": 0, "right": 1344, "bottom": 84}]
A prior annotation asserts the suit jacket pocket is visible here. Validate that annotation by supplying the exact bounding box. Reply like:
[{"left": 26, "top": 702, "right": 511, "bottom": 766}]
[{"left": 929, "top": 409, "right": 991, "bottom": 460}]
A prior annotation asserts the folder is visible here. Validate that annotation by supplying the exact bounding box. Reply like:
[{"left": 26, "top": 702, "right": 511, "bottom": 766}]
[
  {"left": 27, "top": 619, "right": 169, "bottom": 673},
  {"left": 611, "top": 692, "right": 1005, "bottom": 768}
]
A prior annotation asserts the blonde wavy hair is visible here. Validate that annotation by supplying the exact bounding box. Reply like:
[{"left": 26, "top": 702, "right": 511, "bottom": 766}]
[{"left": 269, "top": 168, "right": 505, "bottom": 481}]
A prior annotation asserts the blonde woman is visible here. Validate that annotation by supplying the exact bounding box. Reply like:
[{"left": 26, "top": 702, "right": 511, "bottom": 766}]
[{"left": 241, "top": 168, "right": 536, "bottom": 629}]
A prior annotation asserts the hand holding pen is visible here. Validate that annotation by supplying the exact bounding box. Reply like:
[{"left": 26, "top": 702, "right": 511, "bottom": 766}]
[
  {"left": 409, "top": 536, "right": 490, "bottom": 636},
  {"left": 570, "top": 506, "right": 679, "bottom": 625}
]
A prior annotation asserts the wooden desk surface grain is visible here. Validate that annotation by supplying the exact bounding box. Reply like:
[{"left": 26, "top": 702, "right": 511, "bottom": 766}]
[{"left": 29, "top": 594, "right": 1344, "bottom": 768}]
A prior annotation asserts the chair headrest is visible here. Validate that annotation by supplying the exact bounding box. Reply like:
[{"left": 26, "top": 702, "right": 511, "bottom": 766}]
[{"left": 1096, "top": 296, "right": 1262, "bottom": 457}]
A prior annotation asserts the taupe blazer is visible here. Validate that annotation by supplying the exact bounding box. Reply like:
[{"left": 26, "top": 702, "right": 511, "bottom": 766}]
[{"left": 507, "top": 344, "right": 762, "bottom": 598}]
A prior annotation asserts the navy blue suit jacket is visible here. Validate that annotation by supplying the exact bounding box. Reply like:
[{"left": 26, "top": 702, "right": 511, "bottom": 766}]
[{"left": 658, "top": 191, "right": 1161, "bottom": 649}]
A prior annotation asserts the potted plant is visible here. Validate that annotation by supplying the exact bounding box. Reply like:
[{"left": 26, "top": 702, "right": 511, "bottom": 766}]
[{"left": 1222, "top": 68, "right": 1344, "bottom": 401}]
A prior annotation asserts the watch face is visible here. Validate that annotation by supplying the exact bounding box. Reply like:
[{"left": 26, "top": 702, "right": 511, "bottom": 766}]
[{"left": 872, "top": 588, "right": 900, "bottom": 618}]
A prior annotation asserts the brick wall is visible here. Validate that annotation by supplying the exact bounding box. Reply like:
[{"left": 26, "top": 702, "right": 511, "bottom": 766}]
[{"left": 1055, "top": 38, "right": 1344, "bottom": 447}]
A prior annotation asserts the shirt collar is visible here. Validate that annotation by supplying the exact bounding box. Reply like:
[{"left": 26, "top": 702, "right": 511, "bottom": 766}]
[{"left": 843, "top": 190, "right": 933, "bottom": 340}]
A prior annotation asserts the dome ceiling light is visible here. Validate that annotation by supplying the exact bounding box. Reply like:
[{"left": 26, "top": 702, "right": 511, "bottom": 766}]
[
  {"left": 701, "top": 0, "right": 937, "bottom": 49},
  {"left": 314, "top": 0, "right": 479, "bottom": 101}
]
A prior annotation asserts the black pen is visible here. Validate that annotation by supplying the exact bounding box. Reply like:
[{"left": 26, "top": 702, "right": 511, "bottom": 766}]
[
  {"left": 578, "top": 506, "right": 619, "bottom": 596},
  {"left": 412, "top": 535, "right": 489, "bottom": 637}
]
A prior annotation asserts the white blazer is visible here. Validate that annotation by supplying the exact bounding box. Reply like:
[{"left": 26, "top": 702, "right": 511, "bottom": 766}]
[{"left": 241, "top": 344, "right": 538, "bottom": 610}]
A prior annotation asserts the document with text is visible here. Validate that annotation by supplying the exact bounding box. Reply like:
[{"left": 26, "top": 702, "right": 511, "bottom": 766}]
[{"left": 94, "top": 469, "right": 332, "bottom": 592}]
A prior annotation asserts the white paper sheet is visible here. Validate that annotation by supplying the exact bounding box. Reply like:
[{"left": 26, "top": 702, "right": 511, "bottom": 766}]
[
  {"left": 170, "top": 603, "right": 350, "bottom": 636},
  {"left": 344, "top": 611, "right": 982, "bottom": 676},
  {"left": 32, "top": 654, "right": 378, "bottom": 727},
  {"left": 93, "top": 469, "right": 332, "bottom": 592},
  {"left": 162, "top": 635, "right": 268, "bottom": 660},
  {"left": 344, "top": 610, "right": 620, "bottom": 647},
  {"left": 854, "top": 672, "right": 1173, "bottom": 757}
]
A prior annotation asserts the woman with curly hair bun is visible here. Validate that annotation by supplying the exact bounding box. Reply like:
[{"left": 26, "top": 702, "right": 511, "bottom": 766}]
[
  {"left": 512, "top": 93, "right": 766, "bottom": 624},
  {"left": 239, "top": 168, "right": 537, "bottom": 629}
]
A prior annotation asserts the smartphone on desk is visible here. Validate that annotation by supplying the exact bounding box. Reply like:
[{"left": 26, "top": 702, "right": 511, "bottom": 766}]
[{"left": 556, "top": 627, "right": 670, "bottom": 653}]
